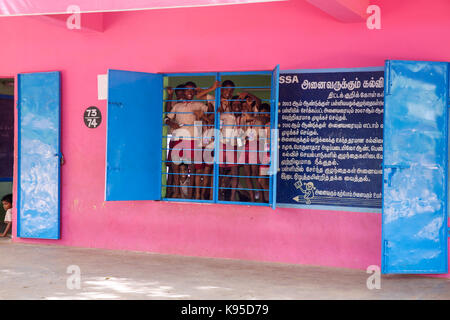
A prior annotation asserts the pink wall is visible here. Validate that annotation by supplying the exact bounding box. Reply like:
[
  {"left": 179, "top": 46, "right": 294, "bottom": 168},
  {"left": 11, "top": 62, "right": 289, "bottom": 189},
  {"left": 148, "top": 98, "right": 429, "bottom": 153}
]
[
  {"left": 1, "top": 0, "right": 450, "bottom": 276},
  {"left": 0, "top": 0, "right": 283, "bottom": 16}
]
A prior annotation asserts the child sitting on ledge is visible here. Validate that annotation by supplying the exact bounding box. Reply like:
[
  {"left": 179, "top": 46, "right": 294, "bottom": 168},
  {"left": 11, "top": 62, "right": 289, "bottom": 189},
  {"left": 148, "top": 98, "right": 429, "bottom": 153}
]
[{"left": 1, "top": 194, "right": 12, "bottom": 237}]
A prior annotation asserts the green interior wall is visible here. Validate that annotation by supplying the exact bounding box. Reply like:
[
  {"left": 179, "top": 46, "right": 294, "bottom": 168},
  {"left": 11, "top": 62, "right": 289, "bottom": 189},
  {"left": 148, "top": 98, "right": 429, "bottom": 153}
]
[
  {"left": 0, "top": 79, "right": 14, "bottom": 96},
  {"left": 167, "top": 74, "right": 271, "bottom": 100}
]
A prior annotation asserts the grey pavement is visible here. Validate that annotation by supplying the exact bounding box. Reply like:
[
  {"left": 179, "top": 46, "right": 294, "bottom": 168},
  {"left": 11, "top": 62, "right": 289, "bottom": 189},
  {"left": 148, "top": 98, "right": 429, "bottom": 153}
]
[{"left": 0, "top": 237, "right": 449, "bottom": 300}]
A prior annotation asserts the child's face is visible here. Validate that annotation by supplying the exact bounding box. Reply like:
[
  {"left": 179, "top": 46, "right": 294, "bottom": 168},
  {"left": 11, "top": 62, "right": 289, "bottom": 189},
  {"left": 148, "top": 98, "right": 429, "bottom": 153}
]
[
  {"left": 180, "top": 165, "right": 188, "bottom": 179},
  {"left": 221, "top": 86, "right": 234, "bottom": 99},
  {"left": 184, "top": 86, "right": 195, "bottom": 100},
  {"left": 231, "top": 101, "right": 241, "bottom": 112},
  {"left": 242, "top": 102, "right": 250, "bottom": 112},
  {"left": 175, "top": 89, "right": 185, "bottom": 101},
  {"left": 2, "top": 201, "right": 11, "bottom": 211}
]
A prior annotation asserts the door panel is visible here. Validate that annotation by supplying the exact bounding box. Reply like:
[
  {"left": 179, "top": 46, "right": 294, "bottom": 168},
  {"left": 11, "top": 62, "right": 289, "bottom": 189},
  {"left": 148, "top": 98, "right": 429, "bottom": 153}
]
[
  {"left": 17, "top": 72, "right": 61, "bottom": 239},
  {"left": 382, "top": 60, "right": 448, "bottom": 274},
  {"left": 105, "top": 70, "right": 163, "bottom": 201},
  {"left": 270, "top": 65, "right": 280, "bottom": 209}
]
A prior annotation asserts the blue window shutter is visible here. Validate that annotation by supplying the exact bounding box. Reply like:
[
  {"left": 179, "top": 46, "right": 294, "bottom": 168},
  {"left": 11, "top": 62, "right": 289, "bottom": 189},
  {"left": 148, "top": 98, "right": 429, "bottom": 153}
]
[
  {"left": 270, "top": 65, "right": 280, "bottom": 210},
  {"left": 105, "top": 70, "right": 163, "bottom": 201},
  {"left": 17, "top": 71, "right": 61, "bottom": 239},
  {"left": 382, "top": 60, "right": 449, "bottom": 274}
]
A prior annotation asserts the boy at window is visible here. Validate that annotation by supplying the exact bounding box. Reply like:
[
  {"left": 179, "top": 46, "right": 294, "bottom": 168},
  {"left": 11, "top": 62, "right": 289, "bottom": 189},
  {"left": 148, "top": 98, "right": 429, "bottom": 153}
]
[
  {"left": 1, "top": 194, "right": 12, "bottom": 237},
  {"left": 178, "top": 164, "right": 193, "bottom": 199},
  {"left": 195, "top": 80, "right": 235, "bottom": 200},
  {"left": 218, "top": 94, "right": 239, "bottom": 201},
  {"left": 236, "top": 92, "right": 262, "bottom": 202},
  {"left": 165, "top": 82, "right": 210, "bottom": 198},
  {"left": 192, "top": 81, "right": 219, "bottom": 200},
  {"left": 165, "top": 85, "right": 186, "bottom": 198},
  {"left": 165, "top": 84, "right": 186, "bottom": 112}
]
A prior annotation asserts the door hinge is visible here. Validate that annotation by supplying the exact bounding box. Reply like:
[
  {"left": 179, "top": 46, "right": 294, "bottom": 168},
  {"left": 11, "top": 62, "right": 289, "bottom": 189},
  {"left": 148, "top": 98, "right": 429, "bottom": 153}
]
[{"left": 55, "top": 152, "right": 64, "bottom": 165}]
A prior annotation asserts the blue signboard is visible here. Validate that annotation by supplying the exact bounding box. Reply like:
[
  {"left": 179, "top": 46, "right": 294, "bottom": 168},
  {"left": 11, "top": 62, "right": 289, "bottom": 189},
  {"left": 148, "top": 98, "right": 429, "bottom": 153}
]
[{"left": 277, "top": 68, "right": 384, "bottom": 210}]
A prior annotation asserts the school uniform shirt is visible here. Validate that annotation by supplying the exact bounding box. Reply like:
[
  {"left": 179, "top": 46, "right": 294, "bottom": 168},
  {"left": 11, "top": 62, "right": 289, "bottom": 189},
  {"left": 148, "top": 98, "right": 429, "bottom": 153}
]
[
  {"left": 203, "top": 93, "right": 216, "bottom": 143},
  {"left": 180, "top": 177, "right": 191, "bottom": 198},
  {"left": 206, "top": 94, "right": 215, "bottom": 108},
  {"left": 167, "top": 101, "right": 208, "bottom": 141},
  {"left": 4, "top": 208, "right": 12, "bottom": 223},
  {"left": 220, "top": 112, "right": 238, "bottom": 144},
  {"left": 167, "top": 98, "right": 184, "bottom": 135},
  {"left": 236, "top": 115, "right": 248, "bottom": 147}
]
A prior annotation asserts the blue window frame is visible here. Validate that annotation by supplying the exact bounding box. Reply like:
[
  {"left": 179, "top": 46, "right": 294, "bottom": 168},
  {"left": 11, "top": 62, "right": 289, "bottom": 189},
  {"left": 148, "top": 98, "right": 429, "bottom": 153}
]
[
  {"left": 105, "top": 66, "right": 280, "bottom": 208},
  {"left": 161, "top": 67, "right": 279, "bottom": 207}
]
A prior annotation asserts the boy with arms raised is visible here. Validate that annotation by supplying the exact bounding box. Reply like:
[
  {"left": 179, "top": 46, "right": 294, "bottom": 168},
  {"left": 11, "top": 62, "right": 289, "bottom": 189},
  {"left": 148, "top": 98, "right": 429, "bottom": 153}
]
[{"left": 165, "top": 82, "right": 210, "bottom": 198}]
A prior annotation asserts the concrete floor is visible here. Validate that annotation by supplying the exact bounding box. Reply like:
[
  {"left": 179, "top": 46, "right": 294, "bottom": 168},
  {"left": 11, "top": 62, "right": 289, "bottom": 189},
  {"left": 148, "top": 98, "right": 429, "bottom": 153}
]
[{"left": 0, "top": 237, "right": 449, "bottom": 300}]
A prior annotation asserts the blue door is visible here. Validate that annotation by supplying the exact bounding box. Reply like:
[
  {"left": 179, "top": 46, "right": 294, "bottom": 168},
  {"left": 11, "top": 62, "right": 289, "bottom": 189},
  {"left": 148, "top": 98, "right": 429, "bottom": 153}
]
[
  {"left": 382, "top": 60, "right": 449, "bottom": 274},
  {"left": 105, "top": 70, "right": 163, "bottom": 201},
  {"left": 17, "top": 72, "right": 61, "bottom": 239}
]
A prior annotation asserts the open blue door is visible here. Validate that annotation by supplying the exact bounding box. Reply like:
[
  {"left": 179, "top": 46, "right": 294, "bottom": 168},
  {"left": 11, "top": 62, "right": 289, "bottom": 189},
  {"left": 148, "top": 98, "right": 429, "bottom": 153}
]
[
  {"left": 105, "top": 70, "right": 163, "bottom": 201},
  {"left": 270, "top": 65, "right": 280, "bottom": 210},
  {"left": 382, "top": 60, "right": 449, "bottom": 274},
  {"left": 17, "top": 72, "right": 61, "bottom": 239}
]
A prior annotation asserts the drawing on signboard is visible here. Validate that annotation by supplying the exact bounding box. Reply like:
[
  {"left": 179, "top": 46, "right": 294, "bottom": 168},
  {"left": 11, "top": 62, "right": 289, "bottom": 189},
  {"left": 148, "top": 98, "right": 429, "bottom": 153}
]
[{"left": 293, "top": 180, "right": 316, "bottom": 204}]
